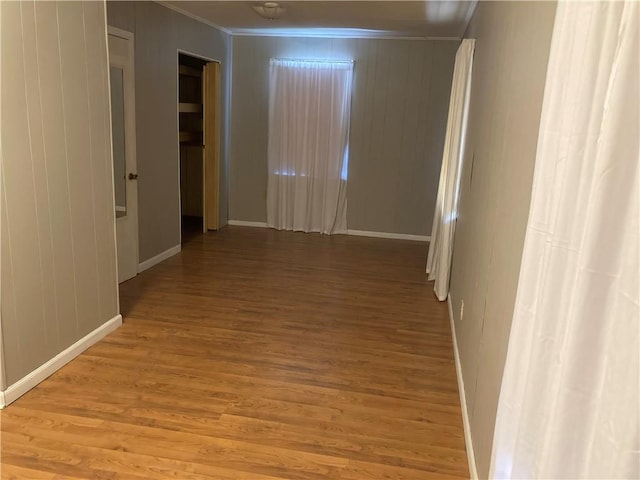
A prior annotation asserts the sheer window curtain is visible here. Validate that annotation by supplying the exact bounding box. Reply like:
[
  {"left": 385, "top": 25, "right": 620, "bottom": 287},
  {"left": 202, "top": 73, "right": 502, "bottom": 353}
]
[
  {"left": 491, "top": 2, "right": 639, "bottom": 478},
  {"left": 426, "top": 39, "right": 475, "bottom": 301},
  {"left": 267, "top": 59, "right": 353, "bottom": 234}
]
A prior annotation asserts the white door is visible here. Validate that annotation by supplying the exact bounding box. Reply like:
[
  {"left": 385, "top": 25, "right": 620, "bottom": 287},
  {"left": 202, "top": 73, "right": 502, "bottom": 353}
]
[{"left": 108, "top": 29, "right": 138, "bottom": 283}]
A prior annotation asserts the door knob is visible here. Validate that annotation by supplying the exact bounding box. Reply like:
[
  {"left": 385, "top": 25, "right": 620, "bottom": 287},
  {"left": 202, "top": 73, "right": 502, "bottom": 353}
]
[{"left": 128, "top": 173, "right": 138, "bottom": 180}]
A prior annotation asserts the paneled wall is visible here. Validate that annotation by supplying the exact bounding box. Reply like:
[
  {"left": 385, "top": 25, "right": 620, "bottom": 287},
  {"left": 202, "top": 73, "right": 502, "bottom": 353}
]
[
  {"left": 1, "top": 1, "right": 119, "bottom": 387},
  {"left": 448, "top": 2, "right": 557, "bottom": 476},
  {"left": 230, "top": 37, "right": 458, "bottom": 236},
  {"left": 106, "top": 1, "right": 230, "bottom": 263}
]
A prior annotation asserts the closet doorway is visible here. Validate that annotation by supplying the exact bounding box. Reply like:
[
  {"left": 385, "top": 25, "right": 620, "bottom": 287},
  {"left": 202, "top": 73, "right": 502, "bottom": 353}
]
[{"left": 178, "top": 52, "right": 220, "bottom": 244}]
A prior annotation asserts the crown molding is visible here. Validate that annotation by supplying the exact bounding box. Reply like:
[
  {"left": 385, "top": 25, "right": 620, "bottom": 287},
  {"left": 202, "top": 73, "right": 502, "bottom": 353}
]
[
  {"left": 156, "top": 1, "right": 232, "bottom": 35},
  {"left": 232, "top": 30, "right": 460, "bottom": 41}
]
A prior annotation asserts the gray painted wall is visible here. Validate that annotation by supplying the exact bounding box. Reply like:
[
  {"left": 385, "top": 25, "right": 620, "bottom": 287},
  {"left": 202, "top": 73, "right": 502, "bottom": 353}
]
[
  {"left": 1, "top": 1, "right": 119, "bottom": 386},
  {"left": 448, "top": 2, "right": 557, "bottom": 477},
  {"left": 230, "top": 37, "right": 458, "bottom": 236},
  {"left": 106, "top": 1, "right": 231, "bottom": 262}
]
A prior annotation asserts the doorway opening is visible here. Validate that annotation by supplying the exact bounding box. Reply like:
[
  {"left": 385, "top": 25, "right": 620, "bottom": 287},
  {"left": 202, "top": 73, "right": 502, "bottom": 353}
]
[{"left": 178, "top": 52, "right": 220, "bottom": 245}]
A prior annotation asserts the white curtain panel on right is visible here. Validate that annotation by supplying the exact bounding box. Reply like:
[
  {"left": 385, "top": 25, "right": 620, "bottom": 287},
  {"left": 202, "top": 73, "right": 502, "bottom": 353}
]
[
  {"left": 491, "top": 1, "right": 639, "bottom": 479},
  {"left": 267, "top": 59, "right": 353, "bottom": 235},
  {"left": 426, "top": 39, "right": 475, "bottom": 301}
]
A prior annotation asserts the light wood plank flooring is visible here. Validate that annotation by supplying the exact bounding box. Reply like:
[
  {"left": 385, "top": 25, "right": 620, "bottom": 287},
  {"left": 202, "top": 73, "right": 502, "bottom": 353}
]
[{"left": 1, "top": 227, "right": 468, "bottom": 479}]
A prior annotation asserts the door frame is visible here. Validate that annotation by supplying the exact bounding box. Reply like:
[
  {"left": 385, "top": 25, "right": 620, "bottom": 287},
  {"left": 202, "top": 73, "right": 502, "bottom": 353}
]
[
  {"left": 175, "top": 49, "right": 221, "bottom": 244},
  {"left": 108, "top": 26, "right": 139, "bottom": 280},
  {"left": 203, "top": 61, "right": 221, "bottom": 232}
]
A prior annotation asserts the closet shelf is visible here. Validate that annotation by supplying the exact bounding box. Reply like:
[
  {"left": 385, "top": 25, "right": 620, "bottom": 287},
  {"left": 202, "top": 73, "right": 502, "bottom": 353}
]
[
  {"left": 179, "top": 102, "right": 202, "bottom": 113},
  {"left": 179, "top": 65, "right": 202, "bottom": 77},
  {"left": 179, "top": 131, "right": 202, "bottom": 144}
]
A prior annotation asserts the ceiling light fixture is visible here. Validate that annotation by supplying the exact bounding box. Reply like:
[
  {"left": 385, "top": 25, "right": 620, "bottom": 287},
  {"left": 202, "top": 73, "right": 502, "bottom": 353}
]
[{"left": 252, "top": 2, "right": 285, "bottom": 20}]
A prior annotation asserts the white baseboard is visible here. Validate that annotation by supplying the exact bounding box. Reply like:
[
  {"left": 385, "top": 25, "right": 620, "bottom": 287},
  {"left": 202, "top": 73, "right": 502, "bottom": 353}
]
[
  {"left": 227, "top": 220, "right": 268, "bottom": 228},
  {"left": 0, "top": 314, "right": 123, "bottom": 408},
  {"left": 225, "top": 221, "right": 430, "bottom": 242},
  {"left": 448, "top": 295, "right": 478, "bottom": 480},
  {"left": 138, "top": 244, "right": 181, "bottom": 273},
  {"left": 347, "top": 229, "right": 430, "bottom": 242}
]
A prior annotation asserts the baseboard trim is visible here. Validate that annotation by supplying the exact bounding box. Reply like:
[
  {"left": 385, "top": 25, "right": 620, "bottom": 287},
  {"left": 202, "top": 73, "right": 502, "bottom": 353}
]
[
  {"left": 138, "top": 244, "right": 181, "bottom": 273},
  {"left": 0, "top": 314, "right": 123, "bottom": 408},
  {"left": 347, "top": 229, "right": 430, "bottom": 242},
  {"left": 448, "top": 295, "right": 478, "bottom": 480},
  {"left": 225, "top": 222, "right": 430, "bottom": 242},
  {"left": 228, "top": 220, "right": 268, "bottom": 228}
]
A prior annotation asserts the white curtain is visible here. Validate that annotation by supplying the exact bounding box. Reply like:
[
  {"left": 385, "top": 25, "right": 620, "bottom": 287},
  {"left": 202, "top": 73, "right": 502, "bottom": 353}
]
[
  {"left": 426, "top": 39, "right": 475, "bottom": 301},
  {"left": 491, "top": 2, "right": 639, "bottom": 479},
  {"left": 267, "top": 59, "right": 353, "bottom": 234}
]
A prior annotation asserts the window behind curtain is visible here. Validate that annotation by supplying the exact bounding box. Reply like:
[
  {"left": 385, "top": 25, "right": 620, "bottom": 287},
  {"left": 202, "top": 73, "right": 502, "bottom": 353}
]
[{"left": 266, "top": 59, "right": 354, "bottom": 234}]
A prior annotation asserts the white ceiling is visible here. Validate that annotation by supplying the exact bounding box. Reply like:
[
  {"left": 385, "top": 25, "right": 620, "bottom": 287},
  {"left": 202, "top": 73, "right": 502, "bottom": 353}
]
[{"left": 160, "top": 1, "right": 477, "bottom": 39}]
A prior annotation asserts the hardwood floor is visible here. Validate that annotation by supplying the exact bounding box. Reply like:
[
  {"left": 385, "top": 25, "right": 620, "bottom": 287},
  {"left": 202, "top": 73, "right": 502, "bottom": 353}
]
[{"left": 0, "top": 227, "right": 469, "bottom": 479}]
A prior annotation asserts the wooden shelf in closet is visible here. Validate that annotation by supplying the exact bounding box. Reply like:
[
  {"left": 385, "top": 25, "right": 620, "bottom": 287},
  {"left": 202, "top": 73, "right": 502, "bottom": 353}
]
[
  {"left": 179, "top": 131, "right": 202, "bottom": 145},
  {"left": 179, "top": 65, "right": 202, "bottom": 78},
  {"left": 179, "top": 102, "right": 202, "bottom": 113}
]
